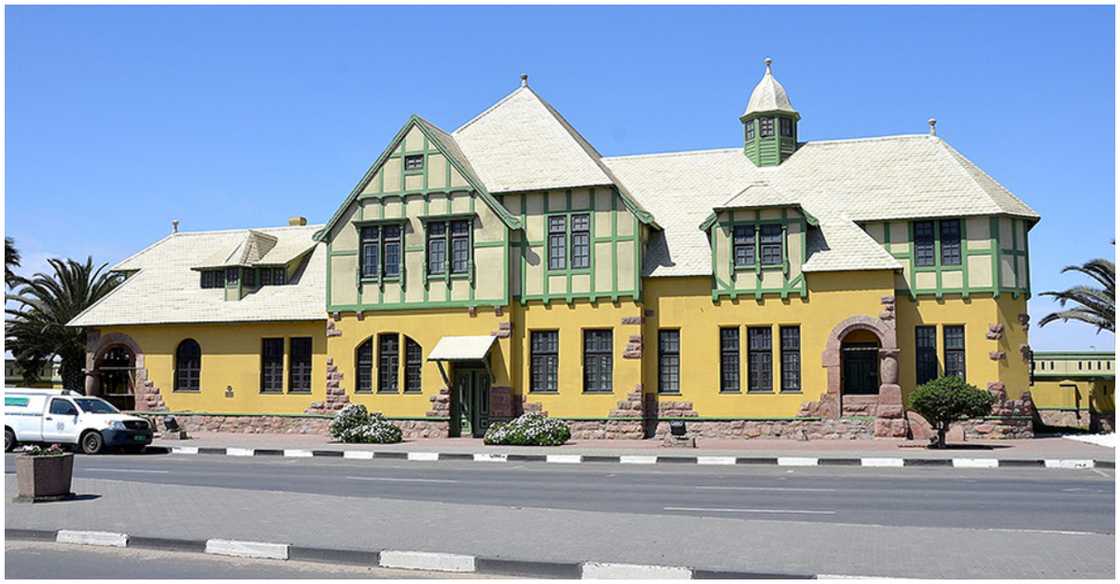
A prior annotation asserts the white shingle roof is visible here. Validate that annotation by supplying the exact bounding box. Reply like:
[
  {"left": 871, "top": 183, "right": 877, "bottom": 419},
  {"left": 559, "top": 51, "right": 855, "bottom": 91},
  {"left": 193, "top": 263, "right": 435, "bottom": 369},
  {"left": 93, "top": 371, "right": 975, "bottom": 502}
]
[
  {"left": 69, "top": 225, "right": 326, "bottom": 327},
  {"left": 452, "top": 86, "right": 614, "bottom": 193},
  {"left": 743, "top": 59, "right": 798, "bottom": 117},
  {"left": 802, "top": 221, "right": 902, "bottom": 273}
]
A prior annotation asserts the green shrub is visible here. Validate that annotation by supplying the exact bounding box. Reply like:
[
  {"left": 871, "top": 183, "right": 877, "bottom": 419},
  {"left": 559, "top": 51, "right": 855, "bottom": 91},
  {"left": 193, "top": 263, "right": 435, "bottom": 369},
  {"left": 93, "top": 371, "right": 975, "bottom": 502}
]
[
  {"left": 907, "top": 376, "right": 995, "bottom": 448},
  {"left": 329, "top": 404, "right": 403, "bottom": 444},
  {"left": 483, "top": 413, "right": 571, "bottom": 446}
]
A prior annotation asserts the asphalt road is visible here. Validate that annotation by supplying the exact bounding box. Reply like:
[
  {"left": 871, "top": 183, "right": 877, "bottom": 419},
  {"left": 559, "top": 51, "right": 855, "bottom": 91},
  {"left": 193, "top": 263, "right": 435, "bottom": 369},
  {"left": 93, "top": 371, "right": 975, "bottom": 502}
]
[
  {"left": 5, "top": 451, "right": 1114, "bottom": 535},
  {"left": 3, "top": 540, "right": 487, "bottom": 579}
]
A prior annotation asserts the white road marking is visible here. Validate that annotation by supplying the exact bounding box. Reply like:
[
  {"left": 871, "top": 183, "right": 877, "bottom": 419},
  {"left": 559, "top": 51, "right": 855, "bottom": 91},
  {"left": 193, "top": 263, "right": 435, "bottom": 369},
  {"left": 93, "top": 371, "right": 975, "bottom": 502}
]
[
  {"left": 696, "top": 456, "right": 737, "bottom": 465},
  {"left": 56, "top": 530, "right": 128, "bottom": 548},
  {"left": 777, "top": 457, "right": 819, "bottom": 466},
  {"left": 985, "top": 527, "right": 1100, "bottom": 537},
  {"left": 664, "top": 506, "right": 836, "bottom": 515},
  {"left": 695, "top": 485, "right": 837, "bottom": 492},
  {"left": 407, "top": 452, "right": 439, "bottom": 462},
  {"left": 85, "top": 468, "right": 170, "bottom": 474},
  {"left": 346, "top": 476, "right": 459, "bottom": 484},
  {"left": 861, "top": 458, "right": 905, "bottom": 467},
  {"left": 379, "top": 550, "right": 475, "bottom": 572},
  {"left": 582, "top": 562, "right": 692, "bottom": 579},
  {"left": 619, "top": 455, "right": 657, "bottom": 465}
]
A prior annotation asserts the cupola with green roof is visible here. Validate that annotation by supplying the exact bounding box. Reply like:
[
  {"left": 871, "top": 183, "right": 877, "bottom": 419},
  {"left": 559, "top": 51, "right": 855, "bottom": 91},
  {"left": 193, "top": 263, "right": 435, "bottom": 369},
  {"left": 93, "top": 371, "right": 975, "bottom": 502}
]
[{"left": 741, "top": 58, "right": 799, "bottom": 166}]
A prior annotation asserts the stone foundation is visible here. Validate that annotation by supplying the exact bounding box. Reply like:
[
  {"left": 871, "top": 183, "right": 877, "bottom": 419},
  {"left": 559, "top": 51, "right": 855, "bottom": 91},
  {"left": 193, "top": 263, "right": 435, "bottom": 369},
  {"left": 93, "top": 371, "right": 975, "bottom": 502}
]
[
  {"left": 137, "top": 413, "right": 448, "bottom": 440},
  {"left": 649, "top": 417, "right": 876, "bottom": 440},
  {"left": 957, "top": 417, "right": 1034, "bottom": 440},
  {"left": 1038, "top": 409, "right": 1091, "bottom": 430},
  {"left": 566, "top": 419, "right": 645, "bottom": 440}
]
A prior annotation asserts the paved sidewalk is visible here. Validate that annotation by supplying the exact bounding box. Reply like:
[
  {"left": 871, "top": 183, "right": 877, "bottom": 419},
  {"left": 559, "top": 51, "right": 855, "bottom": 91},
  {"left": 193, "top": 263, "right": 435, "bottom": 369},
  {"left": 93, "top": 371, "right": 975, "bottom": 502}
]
[
  {"left": 153, "top": 432, "right": 1115, "bottom": 461},
  {"left": 6, "top": 476, "right": 1114, "bottom": 579}
]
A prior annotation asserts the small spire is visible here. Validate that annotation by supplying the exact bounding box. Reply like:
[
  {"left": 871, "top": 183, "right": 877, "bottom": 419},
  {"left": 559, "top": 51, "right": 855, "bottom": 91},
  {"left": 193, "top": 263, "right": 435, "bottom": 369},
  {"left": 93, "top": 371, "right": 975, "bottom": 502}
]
[
  {"left": 928, "top": 117, "right": 937, "bottom": 136},
  {"left": 520, "top": 73, "right": 528, "bottom": 88},
  {"left": 171, "top": 219, "right": 180, "bottom": 234},
  {"left": 764, "top": 57, "right": 773, "bottom": 75}
]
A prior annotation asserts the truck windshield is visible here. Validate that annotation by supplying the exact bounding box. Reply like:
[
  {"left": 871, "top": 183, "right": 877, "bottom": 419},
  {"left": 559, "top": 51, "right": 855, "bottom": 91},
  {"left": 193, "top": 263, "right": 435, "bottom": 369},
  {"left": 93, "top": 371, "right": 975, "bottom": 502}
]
[{"left": 74, "top": 398, "right": 120, "bottom": 414}]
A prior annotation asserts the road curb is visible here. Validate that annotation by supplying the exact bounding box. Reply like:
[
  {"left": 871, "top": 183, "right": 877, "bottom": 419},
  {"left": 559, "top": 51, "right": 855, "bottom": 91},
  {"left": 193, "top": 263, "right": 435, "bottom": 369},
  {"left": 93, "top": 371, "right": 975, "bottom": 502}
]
[
  {"left": 163, "top": 446, "right": 1111, "bottom": 470},
  {"left": 5, "top": 529, "right": 817, "bottom": 578}
]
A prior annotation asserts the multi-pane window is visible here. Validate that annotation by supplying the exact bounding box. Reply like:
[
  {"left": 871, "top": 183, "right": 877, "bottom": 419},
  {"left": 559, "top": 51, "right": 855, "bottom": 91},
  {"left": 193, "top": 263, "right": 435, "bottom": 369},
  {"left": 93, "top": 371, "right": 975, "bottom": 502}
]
[
  {"left": 719, "top": 327, "right": 740, "bottom": 392},
  {"left": 355, "top": 339, "right": 373, "bottom": 393},
  {"left": 201, "top": 270, "right": 223, "bottom": 289},
  {"left": 378, "top": 333, "right": 399, "bottom": 392},
  {"left": 571, "top": 214, "right": 591, "bottom": 269},
  {"left": 914, "top": 221, "right": 935, "bottom": 267},
  {"left": 582, "top": 330, "right": 612, "bottom": 393},
  {"left": 288, "top": 337, "right": 312, "bottom": 393},
  {"left": 940, "top": 220, "right": 962, "bottom": 266},
  {"left": 760, "top": 224, "right": 783, "bottom": 266},
  {"left": 530, "top": 331, "right": 559, "bottom": 392},
  {"left": 361, "top": 225, "right": 402, "bottom": 279},
  {"left": 260, "top": 338, "right": 284, "bottom": 393},
  {"left": 405, "top": 337, "right": 423, "bottom": 393},
  {"left": 916, "top": 326, "right": 938, "bottom": 385},
  {"left": 426, "top": 219, "right": 471, "bottom": 276},
  {"left": 658, "top": 330, "right": 681, "bottom": 393},
  {"left": 780, "top": 326, "right": 801, "bottom": 392},
  {"left": 733, "top": 225, "right": 755, "bottom": 268},
  {"left": 759, "top": 118, "right": 775, "bottom": 138},
  {"left": 944, "top": 325, "right": 966, "bottom": 379},
  {"left": 747, "top": 327, "right": 773, "bottom": 392},
  {"left": 404, "top": 154, "right": 424, "bottom": 171},
  {"left": 225, "top": 267, "right": 240, "bottom": 286},
  {"left": 548, "top": 216, "right": 567, "bottom": 270},
  {"left": 745, "top": 120, "right": 755, "bottom": 141},
  {"left": 259, "top": 267, "right": 286, "bottom": 286},
  {"left": 780, "top": 117, "right": 794, "bottom": 137},
  {"left": 174, "top": 339, "right": 201, "bottom": 391}
]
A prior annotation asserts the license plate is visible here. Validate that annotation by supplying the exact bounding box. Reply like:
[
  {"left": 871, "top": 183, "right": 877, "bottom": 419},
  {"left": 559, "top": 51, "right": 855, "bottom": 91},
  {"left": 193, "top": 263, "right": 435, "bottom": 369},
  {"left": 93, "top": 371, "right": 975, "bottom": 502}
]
[{"left": 134, "top": 435, "right": 148, "bottom": 442}]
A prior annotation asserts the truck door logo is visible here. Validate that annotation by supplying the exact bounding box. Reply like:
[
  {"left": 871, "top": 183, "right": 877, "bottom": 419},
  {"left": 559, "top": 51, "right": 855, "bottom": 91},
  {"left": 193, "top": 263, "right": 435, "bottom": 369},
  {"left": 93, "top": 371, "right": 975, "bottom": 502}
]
[{"left": 57, "top": 422, "right": 65, "bottom": 431}]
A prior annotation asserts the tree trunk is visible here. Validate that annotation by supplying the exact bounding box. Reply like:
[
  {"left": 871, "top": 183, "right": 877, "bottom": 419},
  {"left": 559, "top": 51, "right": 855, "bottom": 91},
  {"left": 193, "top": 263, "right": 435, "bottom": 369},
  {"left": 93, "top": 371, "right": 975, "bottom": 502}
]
[
  {"left": 935, "top": 423, "right": 948, "bottom": 449},
  {"left": 59, "top": 354, "right": 85, "bottom": 393}
]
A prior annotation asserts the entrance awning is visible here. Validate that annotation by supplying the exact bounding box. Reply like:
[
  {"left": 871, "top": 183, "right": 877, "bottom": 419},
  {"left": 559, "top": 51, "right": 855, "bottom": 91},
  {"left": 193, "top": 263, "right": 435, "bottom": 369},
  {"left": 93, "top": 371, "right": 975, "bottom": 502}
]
[{"left": 427, "top": 335, "right": 497, "bottom": 362}]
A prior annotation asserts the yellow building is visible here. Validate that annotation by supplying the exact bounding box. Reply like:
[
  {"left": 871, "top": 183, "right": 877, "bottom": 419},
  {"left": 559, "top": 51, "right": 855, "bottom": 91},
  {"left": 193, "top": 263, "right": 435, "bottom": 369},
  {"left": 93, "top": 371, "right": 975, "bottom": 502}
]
[
  {"left": 67, "top": 61, "right": 1044, "bottom": 439},
  {"left": 1030, "top": 352, "right": 1115, "bottom": 432}
]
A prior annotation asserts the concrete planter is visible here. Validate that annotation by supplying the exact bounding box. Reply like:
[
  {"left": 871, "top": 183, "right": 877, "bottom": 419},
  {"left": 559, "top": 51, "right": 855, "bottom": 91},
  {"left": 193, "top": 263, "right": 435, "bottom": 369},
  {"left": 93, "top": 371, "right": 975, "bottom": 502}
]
[{"left": 14, "top": 453, "right": 75, "bottom": 502}]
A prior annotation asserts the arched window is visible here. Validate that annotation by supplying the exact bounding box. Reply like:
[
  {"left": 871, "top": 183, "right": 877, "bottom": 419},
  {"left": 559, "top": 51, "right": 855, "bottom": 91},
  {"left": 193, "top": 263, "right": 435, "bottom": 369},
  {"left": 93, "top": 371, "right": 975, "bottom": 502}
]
[
  {"left": 355, "top": 338, "right": 373, "bottom": 394},
  {"left": 174, "top": 339, "right": 201, "bottom": 391},
  {"left": 405, "top": 337, "right": 422, "bottom": 393}
]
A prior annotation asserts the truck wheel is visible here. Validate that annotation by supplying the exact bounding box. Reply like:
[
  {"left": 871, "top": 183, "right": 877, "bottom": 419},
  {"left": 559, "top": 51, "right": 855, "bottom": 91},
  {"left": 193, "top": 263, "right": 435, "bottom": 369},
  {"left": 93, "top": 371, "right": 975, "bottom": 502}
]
[
  {"left": 4, "top": 428, "right": 15, "bottom": 452},
  {"left": 80, "top": 431, "right": 104, "bottom": 455}
]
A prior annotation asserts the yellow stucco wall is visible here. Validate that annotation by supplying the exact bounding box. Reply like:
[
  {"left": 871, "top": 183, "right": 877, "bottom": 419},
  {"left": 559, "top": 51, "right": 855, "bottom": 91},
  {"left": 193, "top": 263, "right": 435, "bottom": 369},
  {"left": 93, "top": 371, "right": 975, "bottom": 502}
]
[
  {"left": 101, "top": 321, "right": 328, "bottom": 414},
  {"left": 1030, "top": 379, "right": 1115, "bottom": 414}
]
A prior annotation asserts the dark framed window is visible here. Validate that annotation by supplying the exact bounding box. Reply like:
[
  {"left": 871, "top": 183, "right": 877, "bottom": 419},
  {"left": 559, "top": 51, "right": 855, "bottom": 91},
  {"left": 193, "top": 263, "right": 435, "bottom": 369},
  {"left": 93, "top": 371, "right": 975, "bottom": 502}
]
[
  {"left": 288, "top": 337, "right": 312, "bottom": 393},
  {"left": 940, "top": 220, "right": 962, "bottom": 266},
  {"left": 780, "top": 326, "right": 801, "bottom": 392},
  {"left": 571, "top": 214, "right": 591, "bottom": 269},
  {"left": 201, "top": 270, "right": 222, "bottom": 289},
  {"left": 733, "top": 225, "right": 755, "bottom": 268},
  {"left": 530, "top": 331, "right": 559, "bottom": 392},
  {"left": 49, "top": 398, "right": 78, "bottom": 416},
  {"left": 378, "top": 333, "right": 399, "bottom": 393},
  {"left": 355, "top": 338, "right": 373, "bottom": 393},
  {"left": 225, "top": 267, "right": 240, "bottom": 285},
  {"left": 383, "top": 225, "right": 401, "bottom": 278},
  {"left": 760, "top": 224, "right": 783, "bottom": 266},
  {"left": 916, "top": 326, "right": 938, "bottom": 385},
  {"left": 260, "top": 338, "right": 284, "bottom": 393},
  {"left": 747, "top": 327, "right": 773, "bottom": 392},
  {"left": 759, "top": 118, "right": 775, "bottom": 138},
  {"left": 174, "top": 339, "right": 201, "bottom": 391},
  {"left": 745, "top": 120, "right": 755, "bottom": 141},
  {"left": 404, "top": 337, "right": 423, "bottom": 393},
  {"left": 427, "top": 222, "right": 447, "bottom": 275},
  {"left": 944, "top": 325, "right": 966, "bottom": 379},
  {"left": 404, "top": 154, "right": 424, "bottom": 172},
  {"left": 658, "top": 330, "right": 681, "bottom": 394},
  {"left": 360, "top": 226, "right": 381, "bottom": 278},
  {"left": 719, "top": 327, "right": 740, "bottom": 392},
  {"left": 450, "top": 220, "right": 471, "bottom": 274},
  {"left": 582, "top": 329, "right": 612, "bottom": 393},
  {"left": 259, "top": 267, "right": 285, "bottom": 286},
  {"left": 548, "top": 216, "right": 567, "bottom": 270},
  {"left": 914, "top": 221, "right": 935, "bottom": 267},
  {"left": 780, "top": 117, "right": 794, "bottom": 137}
]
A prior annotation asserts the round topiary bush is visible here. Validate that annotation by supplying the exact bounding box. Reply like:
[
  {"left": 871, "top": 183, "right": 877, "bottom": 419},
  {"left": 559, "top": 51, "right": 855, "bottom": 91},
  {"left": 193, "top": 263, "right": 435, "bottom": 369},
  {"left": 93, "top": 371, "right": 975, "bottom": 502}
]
[
  {"left": 329, "top": 404, "right": 403, "bottom": 444},
  {"left": 483, "top": 413, "right": 571, "bottom": 446},
  {"left": 907, "top": 376, "right": 995, "bottom": 448}
]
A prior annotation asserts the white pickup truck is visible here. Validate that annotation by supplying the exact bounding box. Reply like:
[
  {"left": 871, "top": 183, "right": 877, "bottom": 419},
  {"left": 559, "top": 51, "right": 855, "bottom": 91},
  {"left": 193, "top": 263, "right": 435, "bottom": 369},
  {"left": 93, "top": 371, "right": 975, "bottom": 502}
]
[{"left": 4, "top": 388, "right": 153, "bottom": 454}]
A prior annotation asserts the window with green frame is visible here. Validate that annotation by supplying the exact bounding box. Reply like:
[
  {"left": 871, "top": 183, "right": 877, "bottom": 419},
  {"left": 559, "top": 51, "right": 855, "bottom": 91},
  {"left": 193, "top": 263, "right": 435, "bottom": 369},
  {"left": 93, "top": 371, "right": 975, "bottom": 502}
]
[
  {"left": 730, "top": 222, "right": 785, "bottom": 269},
  {"left": 547, "top": 212, "right": 591, "bottom": 271},
  {"left": 426, "top": 219, "right": 471, "bottom": 276}
]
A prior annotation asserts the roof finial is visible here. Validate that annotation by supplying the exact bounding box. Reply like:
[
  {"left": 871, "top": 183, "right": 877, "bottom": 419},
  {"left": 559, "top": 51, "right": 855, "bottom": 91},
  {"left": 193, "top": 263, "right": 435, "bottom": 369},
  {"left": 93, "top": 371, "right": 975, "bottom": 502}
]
[
  {"left": 520, "top": 73, "right": 528, "bottom": 88},
  {"left": 928, "top": 117, "right": 937, "bottom": 136},
  {"left": 764, "top": 57, "right": 773, "bottom": 74},
  {"left": 171, "top": 219, "right": 180, "bottom": 234}
]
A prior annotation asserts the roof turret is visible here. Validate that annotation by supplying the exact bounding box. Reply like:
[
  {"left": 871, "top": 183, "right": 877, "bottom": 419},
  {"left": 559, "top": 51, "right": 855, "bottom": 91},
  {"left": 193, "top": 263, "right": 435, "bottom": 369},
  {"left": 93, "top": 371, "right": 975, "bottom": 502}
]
[{"left": 742, "top": 58, "right": 798, "bottom": 119}]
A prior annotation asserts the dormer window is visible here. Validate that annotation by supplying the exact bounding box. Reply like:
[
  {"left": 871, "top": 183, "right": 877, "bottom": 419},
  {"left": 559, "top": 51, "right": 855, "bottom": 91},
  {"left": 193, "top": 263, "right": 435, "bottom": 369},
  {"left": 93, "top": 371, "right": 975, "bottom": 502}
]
[
  {"left": 759, "top": 118, "right": 775, "bottom": 138},
  {"left": 760, "top": 224, "right": 783, "bottom": 265},
  {"left": 225, "top": 267, "right": 240, "bottom": 285},
  {"left": 201, "top": 270, "right": 223, "bottom": 289},
  {"left": 733, "top": 225, "right": 755, "bottom": 267},
  {"left": 404, "top": 154, "right": 424, "bottom": 172}
]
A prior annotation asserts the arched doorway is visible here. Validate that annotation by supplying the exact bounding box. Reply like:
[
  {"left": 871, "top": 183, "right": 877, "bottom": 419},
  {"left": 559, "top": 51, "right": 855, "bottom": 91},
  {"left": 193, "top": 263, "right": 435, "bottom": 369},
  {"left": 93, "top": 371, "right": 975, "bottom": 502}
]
[
  {"left": 841, "top": 330, "right": 881, "bottom": 395},
  {"left": 97, "top": 345, "right": 136, "bottom": 411}
]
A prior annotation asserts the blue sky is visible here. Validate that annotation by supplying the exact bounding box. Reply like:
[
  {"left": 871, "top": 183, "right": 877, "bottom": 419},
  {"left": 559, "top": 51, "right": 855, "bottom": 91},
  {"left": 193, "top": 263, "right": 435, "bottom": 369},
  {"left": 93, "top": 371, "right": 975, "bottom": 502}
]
[{"left": 5, "top": 5, "right": 1115, "bottom": 350}]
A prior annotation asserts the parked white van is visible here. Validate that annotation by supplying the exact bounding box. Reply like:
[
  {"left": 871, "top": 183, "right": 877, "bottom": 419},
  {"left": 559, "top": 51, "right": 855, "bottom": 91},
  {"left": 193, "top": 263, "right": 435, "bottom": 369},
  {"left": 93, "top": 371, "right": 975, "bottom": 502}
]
[{"left": 4, "top": 388, "right": 153, "bottom": 454}]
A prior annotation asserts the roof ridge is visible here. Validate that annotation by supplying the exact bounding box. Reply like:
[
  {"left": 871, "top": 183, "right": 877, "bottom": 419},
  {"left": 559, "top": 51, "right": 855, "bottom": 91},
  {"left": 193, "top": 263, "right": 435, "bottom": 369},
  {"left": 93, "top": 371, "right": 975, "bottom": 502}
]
[
  {"left": 933, "top": 138, "right": 1038, "bottom": 219},
  {"left": 801, "top": 134, "right": 930, "bottom": 146},
  {"left": 602, "top": 147, "right": 742, "bottom": 162},
  {"left": 171, "top": 224, "right": 324, "bottom": 237},
  {"left": 452, "top": 86, "right": 527, "bottom": 135}
]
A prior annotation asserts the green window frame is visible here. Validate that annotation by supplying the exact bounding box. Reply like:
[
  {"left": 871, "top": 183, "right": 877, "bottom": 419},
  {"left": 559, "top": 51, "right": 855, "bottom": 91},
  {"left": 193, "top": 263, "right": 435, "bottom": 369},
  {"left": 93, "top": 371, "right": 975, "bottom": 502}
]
[
  {"left": 404, "top": 337, "right": 423, "bottom": 393},
  {"left": 426, "top": 219, "right": 472, "bottom": 276},
  {"left": 530, "top": 331, "right": 559, "bottom": 393},
  {"left": 546, "top": 212, "right": 591, "bottom": 272},
  {"left": 719, "top": 327, "right": 740, "bottom": 393},
  {"left": 780, "top": 326, "right": 801, "bottom": 392},
  {"left": 200, "top": 270, "right": 222, "bottom": 289},
  {"left": 747, "top": 327, "right": 772, "bottom": 392},
  {"left": 745, "top": 120, "right": 755, "bottom": 142},
  {"left": 403, "top": 154, "right": 424, "bottom": 173},
  {"left": 378, "top": 333, "right": 399, "bottom": 393},
  {"left": 733, "top": 225, "right": 755, "bottom": 268},
  {"left": 759, "top": 118, "right": 775, "bottom": 138},
  {"left": 174, "top": 339, "right": 201, "bottom": 392},
  {"left": 780, "top": 117, "right": 794, "bottom": 137},
  {"left": 759, "top": 224, "right": 783, "bottom": 266},
  {"left": 355, "top": 338, "right": 373, "bottom": 394},
  {"left": 940, "top": 220, "right": 962, "bottom": 266},
  {"left": 914, "top": 221, "right": 935, "bottom": 267},
  {"left": 360, "top": 224, "right": 402, "bottom": 281}
]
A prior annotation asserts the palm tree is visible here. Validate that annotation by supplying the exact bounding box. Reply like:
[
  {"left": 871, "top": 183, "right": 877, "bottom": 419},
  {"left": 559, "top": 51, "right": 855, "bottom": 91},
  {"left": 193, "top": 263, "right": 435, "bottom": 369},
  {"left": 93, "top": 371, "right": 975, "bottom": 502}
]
[
  {"left": 1038, "top": 258, "right": 1115, "bottom": 334},
  {"left": 6, "top": 257, "right": 123, "bottom": 390},
  {"left": 5, "top": 236, "right": 21, "bottom": 288}
]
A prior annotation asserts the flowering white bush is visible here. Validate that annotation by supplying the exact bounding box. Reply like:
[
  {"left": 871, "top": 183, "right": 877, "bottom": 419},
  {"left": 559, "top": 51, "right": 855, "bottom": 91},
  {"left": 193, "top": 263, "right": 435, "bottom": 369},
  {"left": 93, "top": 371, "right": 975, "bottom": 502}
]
[
  {"left": 483, "top": 413, "right": 571, "bottom": 446},
  {"left": 329, "top": 404, "right": 403, "bottom": 444}
]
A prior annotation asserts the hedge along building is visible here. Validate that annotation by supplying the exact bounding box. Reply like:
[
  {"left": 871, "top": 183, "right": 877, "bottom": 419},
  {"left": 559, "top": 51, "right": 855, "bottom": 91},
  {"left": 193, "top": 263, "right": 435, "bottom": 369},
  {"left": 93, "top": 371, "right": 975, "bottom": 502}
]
[{"left": 67, "top": 60, "right": 1041, "bottom": 440}]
